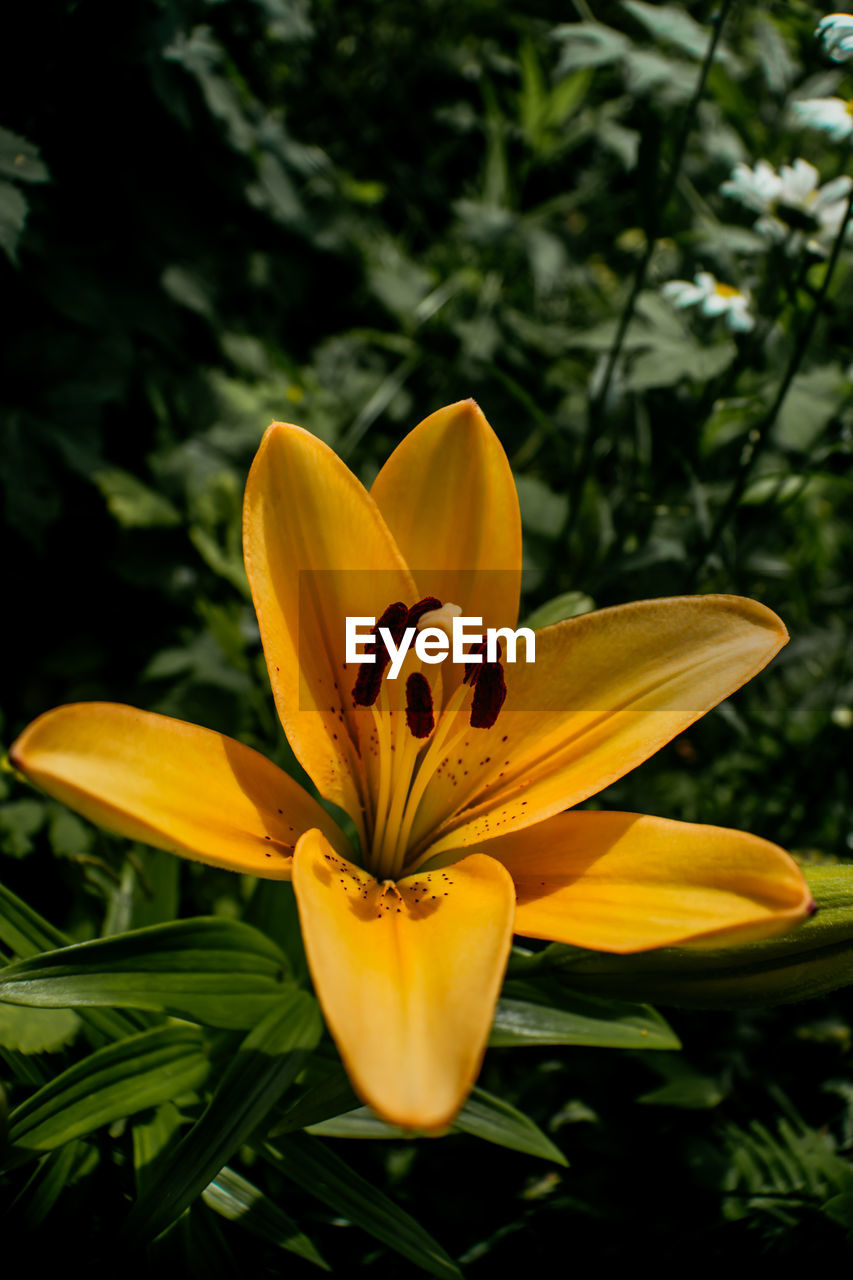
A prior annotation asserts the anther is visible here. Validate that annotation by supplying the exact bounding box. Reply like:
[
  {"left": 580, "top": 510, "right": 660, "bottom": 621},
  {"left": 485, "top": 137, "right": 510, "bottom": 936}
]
[
  {"left": 352, "top": 601, "right": 407, "bottom": 706},
  {"left": 405, "top": 671, "right": 435, "bottom": 738},
  {"left": 470, "top": 659, "right": 507, "bottom": 729},
  {"left": 405, "top": 596, "right": 442, "bottom": 629},
  {"left": 464, "top": 640, "right": 502, "bottom": 688}
]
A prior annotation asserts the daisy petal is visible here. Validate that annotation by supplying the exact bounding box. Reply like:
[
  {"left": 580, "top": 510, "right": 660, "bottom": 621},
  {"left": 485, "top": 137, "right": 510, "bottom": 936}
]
[
  {"left": 371, "top": 400, "right": 522, "bottom": 634},
  {"left": 10, "top": 703, "right": 347, "bottom": 877},
  {"left": 413, "top": 595, "right": 788, "bottom": 859},
  {"left": 244, "top": 422, "right": 415, "bottom": 822},
  {"left": 292, "top": 829, "right": 515, "bottom": 1130},
  {"left": 486, "top": 810, "right": 814, "bottom": 952}
]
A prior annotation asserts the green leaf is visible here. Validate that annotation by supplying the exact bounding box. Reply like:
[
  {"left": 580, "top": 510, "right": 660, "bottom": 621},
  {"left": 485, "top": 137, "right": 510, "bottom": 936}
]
[
  {"left": 622, "top": 1, "right": 721, "bottom": 62},
  {"left": 627, "top": 337, "right": 735, "bottom": 390},
  {"left": 523, "top": 591, "right": 595, "bottom": 630},
  {"left": 264, "top": 1133, "right": 463, "bottom": 1278},
  {"left": 0, "top": 917, "right": 291, "bottom": 1030},
  {"left": 306, "top": 1086, "right": 566, "bottom": 1163},
  {"left": 552, "top": 22, "right": 631, "bottom": 74},
  {"left": 0, "top": 179, "right": 28, "bottom": 263},
  {"left": 123, "top": 991, "right": 321, "bottom": 1243},
  {"left": 270, "top": 1064, "right": 359, "bottom": 1135},
  {"left": 516, "top": 474, "right": 569, "bottom": 537},
  {"left": 0, "top": 798, "right": 45, "bottom": 857},
  {"left": 454, "top": 1088, "right": 568, "bottom": 1164},
  {"left": 93, "top": 468, "right": 182, "bottom": 528},
  {"left": 490, "top": 988, "right": 680, "bottom": 1050},
  {"left": 0, "top": 127, "right": 50, "bottom": 183},
  {"left": 0, "top": 1003, "right": 80, "bottom": 1054},
  {"left": 3, "top": 1025, "right": 210, "bottom": 1165},
  {"left": 0, "top": 882, "right": 150, "bottom": 1042},
  {"left": 203, "top": 1166, "right": 329, "bottom": 1268},
  {"left": 4, "top": 1140, "right": 94, "bottom": 1230},
  {"left": 638, "top": 1076, "right": 726, "bottom": 1109}
]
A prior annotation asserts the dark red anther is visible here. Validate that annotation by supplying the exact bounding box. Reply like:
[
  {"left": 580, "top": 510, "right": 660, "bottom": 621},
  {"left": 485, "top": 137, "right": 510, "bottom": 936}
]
[
  {"left": 405, "top": 596, "right": 442, "bottom": 629},
  {"left": 469, "top": 660, "right": 507, "bottom": 729},
  {"left": 377, "top": 601, "right": 409, "bottom": 647},
  {"left": 405, "top": 672, "right": 435, "bottom": 738},
  {"left": 352, "top": 601, "right": 407, "bottom": 706},
  {"left": 464, "top": 640, "right": 501, "bottom": 686}
]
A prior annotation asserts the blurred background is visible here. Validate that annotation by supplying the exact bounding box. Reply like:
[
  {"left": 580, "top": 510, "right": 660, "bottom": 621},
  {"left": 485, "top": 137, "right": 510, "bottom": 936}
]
[{"left": 1, "top": 0, "right": 852, "bottom": 1266}]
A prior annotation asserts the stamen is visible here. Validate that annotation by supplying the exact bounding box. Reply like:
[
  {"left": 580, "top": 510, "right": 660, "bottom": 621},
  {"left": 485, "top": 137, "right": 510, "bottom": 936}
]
[
  {"left": 470, "top": 660, "right": 507, "bottom": 729},
  {"left": 405, "top": 596, "right": 442, "bottom": 629},
  {"left": 352, "top": 601, "right": 407, "bottom": 706},
  {"left": 463, "top": 639, "right": 490, "bottom": 685},
  {"left": 405, "top": 672, "right": 435, "bottom": 739}
]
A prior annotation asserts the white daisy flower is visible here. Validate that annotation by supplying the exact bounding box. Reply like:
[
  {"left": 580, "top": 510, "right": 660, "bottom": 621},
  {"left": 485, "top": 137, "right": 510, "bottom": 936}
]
[
  {"left": 720, "top": 159, "right": 783, "bottom": 213},
  {"left": 721, "top": 157, "right": 853, "bottom": 254},
  {"left": 661, "top": 272, "right": 754, "bottom": 332},
  {"left": 817, "top": 13, "right": 853, "bottom": 62},
  {"left": 792, "top": 96, "right": 853, "bottom": 141}
]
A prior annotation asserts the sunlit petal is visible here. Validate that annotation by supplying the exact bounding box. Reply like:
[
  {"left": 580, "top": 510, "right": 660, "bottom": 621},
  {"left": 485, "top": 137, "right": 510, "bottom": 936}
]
[
  {"left": 371, "top": 400, "right": 522, "bottom": 635},
  {"left": 292, "top": 828, "right": 515, "bottom": 1130},
  {"left": 10, "top": 703, "right": 348, "bottom": 877},
  {"left": 487, "top": 810, "right": 814, "bottom": 951},
  {"left": 244, "top": 422, "right": 415, "bottom": 825},
  {"left": 410, "top": 595, "right": 788, "bottom": 859}
]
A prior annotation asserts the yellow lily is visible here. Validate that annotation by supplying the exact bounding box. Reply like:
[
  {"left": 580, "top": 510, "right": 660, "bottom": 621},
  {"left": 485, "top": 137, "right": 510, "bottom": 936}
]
[{"left": 10, "top": 400, "right": 813, "bottom": 1131}]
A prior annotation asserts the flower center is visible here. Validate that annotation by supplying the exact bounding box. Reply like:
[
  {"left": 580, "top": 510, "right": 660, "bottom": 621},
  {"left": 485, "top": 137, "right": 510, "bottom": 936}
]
[
  {"left": 714, "top": 281, "right": 741, "bottom": 298},
  {"left": 351, "top": 596, "right": 507, "bottom": 879}
]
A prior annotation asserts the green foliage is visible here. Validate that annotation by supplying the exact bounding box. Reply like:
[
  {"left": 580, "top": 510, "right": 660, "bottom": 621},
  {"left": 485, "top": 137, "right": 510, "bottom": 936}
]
[{"left": 2, "top": 0, "right": 853, "bottom": 1268}]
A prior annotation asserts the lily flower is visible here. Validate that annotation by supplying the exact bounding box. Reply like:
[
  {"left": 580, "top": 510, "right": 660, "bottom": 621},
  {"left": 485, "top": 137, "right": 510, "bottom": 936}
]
[{"left": 10, "top": 401, "right": 813, "bottom": 1130}]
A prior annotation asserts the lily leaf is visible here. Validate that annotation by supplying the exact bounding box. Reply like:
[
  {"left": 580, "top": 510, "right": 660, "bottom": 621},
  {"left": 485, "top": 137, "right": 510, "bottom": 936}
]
[
  {"left": 202, "top": 1165, "right": 330, "bottom": 1268},
  {"left": 0, "top": 917, "right": 291, "bottom": 1030},
  {"left": 263, "top": 1133, "right": 463, "bottom": 1279},
  {"left": 306, "top": 1083, "right": 566, "bottom": 1165},
  {"left": 0, "top": 1003, "right": 80, "bottom": 1054},
  {"left": 122, "top": 990, "right": 321, "bottom": 1243},
  {"left": 2, "top": 1025, "right": 210, "bottom": 1167},
  {"left": 0, "top": 882, "right": 148, "bottom": 1042},
  {"left": 454, "top": 1087, "right": 568, "bottom": 1164},
  {"left": 490, "top": 985, "right": 680, "bottom": 1050}
]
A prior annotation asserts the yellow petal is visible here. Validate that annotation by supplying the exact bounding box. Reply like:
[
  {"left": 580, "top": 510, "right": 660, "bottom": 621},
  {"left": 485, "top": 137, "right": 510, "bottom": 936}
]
[
  {"left": 487, "top": 810, "right": 814, "bottom": 952},
  {"left": 10, "top": 703, "right": 348, "bottom": 877},
  {"left": 292, "top": 829, "right": 515, "bottom": 1130},
  {"left": 371, "top": 400, "right": 522, "bottom": 634},
  {"left": 243, "top": 422, "right": 415, "bottom": 827},
  {"left": 411, "top": 595, "right": 788, "bottom": 859}
]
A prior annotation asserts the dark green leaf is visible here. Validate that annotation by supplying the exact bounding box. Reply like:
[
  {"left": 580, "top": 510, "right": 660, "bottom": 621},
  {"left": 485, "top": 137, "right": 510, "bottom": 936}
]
[
  {"left": 0, "top": 917, "right": 291, "bottom": 1029},
  {"left": 490, "top": 989, "right": 680, "bottom": 1050},
  {"left": 3, "top": 1025, "right": 210, "bottom": 1165},
  {"left": 264, "top": 1133, "right": 462, "bottom": 1278},
  {"left": 454, "top": 1088, "right": 567, "bottom": 1164},
  {"left": 203, "top": 1165, "right": 329, "bottom": 1268},
  {"left": 0, "top": 1003, "right": 80, "bottom": 1054},
  {"left": 123, "top": 991, "right": 321, "bottom": 1243}
]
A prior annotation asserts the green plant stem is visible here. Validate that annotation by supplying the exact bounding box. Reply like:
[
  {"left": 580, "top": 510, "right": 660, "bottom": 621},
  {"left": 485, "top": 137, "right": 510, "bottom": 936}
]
[
  {"left": 559, "top": 0, "right": 737, "bottom": 555},
  {"left": 688, "top": 182, "right": 853, "bottom": 586}
]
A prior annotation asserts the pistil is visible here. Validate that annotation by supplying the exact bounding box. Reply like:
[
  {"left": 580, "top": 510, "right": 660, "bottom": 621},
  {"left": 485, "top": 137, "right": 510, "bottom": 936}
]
[{"left": 359, "top": 595, "right": 506, "bottom": 880}]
